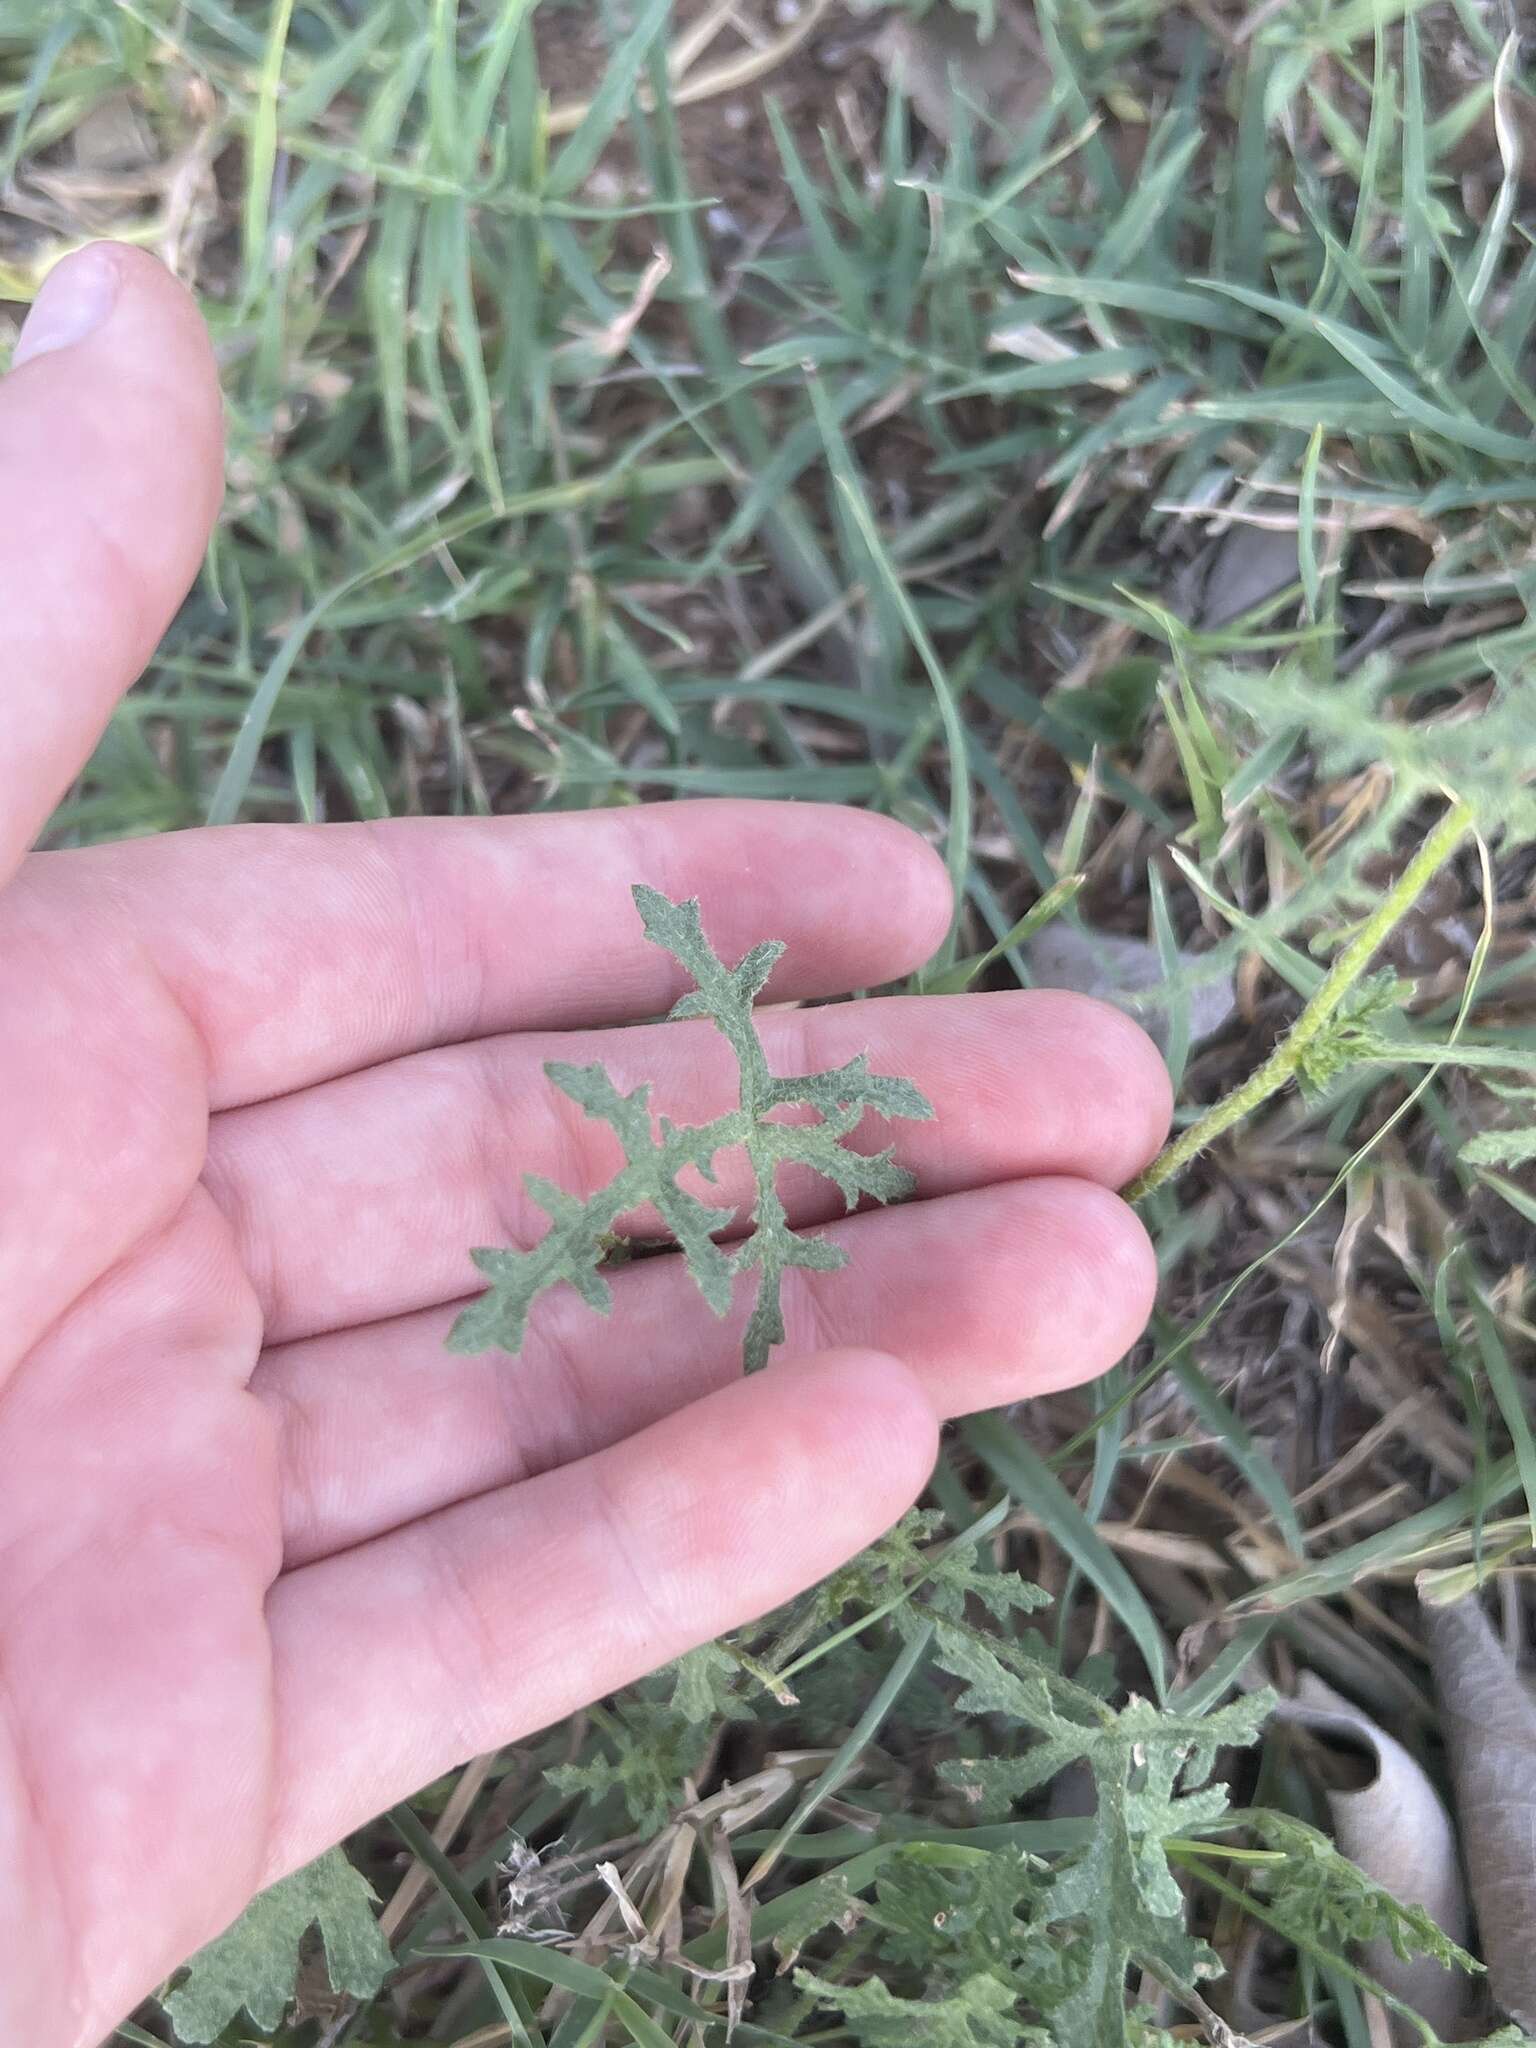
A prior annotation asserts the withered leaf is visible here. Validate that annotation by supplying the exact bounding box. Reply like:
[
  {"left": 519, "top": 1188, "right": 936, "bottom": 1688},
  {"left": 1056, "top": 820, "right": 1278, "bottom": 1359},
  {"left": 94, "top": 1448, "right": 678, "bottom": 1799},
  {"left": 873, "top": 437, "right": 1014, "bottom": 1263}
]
[{"left": 1423, "top": 1595, "right": 1536, "bottom": 2031}]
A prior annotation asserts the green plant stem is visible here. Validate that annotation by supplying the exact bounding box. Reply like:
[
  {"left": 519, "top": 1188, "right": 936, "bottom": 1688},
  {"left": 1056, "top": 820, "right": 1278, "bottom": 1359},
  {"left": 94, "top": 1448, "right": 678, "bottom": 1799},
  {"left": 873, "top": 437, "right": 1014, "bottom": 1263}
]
[{"left": 1126, "top": 801, "right": 1473, "bottom": 1201}]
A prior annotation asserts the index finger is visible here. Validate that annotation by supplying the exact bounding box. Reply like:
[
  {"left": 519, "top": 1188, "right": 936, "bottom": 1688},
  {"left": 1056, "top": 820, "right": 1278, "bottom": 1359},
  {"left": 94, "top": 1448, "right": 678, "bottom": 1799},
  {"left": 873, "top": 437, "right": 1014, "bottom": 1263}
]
[{"left": 21, "top": 800, "right": 953, "bottom": 1108}]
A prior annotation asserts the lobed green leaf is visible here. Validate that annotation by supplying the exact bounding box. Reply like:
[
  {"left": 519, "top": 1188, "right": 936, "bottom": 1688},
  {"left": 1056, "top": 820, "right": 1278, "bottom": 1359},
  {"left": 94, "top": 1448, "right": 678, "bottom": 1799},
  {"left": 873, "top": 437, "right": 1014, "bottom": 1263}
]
[{"left": 449, "top": 885, "right": 932, "bottom": 1372}]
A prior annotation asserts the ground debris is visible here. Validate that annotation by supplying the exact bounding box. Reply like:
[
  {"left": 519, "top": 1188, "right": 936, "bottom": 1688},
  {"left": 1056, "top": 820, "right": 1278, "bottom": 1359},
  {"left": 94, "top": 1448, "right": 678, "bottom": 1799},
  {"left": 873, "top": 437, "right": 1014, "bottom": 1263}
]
[{"left": 1423, "top": 1595, "right": 1536, "bottom": 2034}]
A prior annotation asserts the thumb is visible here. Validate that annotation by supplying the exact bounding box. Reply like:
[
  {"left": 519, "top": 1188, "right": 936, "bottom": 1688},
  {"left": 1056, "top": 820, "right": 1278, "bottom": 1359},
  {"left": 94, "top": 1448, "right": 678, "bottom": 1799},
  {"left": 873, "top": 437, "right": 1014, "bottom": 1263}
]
[{"left": 0, "top": 242, "right": 224, "bottom": 879}]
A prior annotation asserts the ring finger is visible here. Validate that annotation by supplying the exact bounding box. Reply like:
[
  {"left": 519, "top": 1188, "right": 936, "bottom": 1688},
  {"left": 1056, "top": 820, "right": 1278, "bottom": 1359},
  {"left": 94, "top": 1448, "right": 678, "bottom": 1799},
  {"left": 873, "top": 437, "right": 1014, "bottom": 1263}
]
[{"left": 258, "top": 1173, "right": 1156, "bottom": 1567}]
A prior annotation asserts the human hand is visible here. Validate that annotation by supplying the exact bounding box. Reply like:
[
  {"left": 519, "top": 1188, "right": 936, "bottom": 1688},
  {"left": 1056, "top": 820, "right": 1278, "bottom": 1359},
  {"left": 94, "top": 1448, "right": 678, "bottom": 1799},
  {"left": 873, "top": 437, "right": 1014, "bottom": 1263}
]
[{"left": 0, "top": 245, "right": 1170, "bottom": 2045}]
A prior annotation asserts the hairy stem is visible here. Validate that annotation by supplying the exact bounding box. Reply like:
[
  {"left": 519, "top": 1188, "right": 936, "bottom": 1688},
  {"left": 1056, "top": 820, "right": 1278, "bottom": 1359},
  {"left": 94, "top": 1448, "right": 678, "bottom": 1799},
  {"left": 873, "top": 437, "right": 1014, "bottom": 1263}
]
[{"left": 1126, "top": 801, "right": 1473, "bottom": 1202}]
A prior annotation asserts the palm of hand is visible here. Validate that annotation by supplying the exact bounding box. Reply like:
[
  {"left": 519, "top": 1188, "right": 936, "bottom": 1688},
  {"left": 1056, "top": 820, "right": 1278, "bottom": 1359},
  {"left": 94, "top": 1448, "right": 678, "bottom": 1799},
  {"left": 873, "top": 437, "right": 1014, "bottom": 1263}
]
[{"left": 0, "top": 247, "right": 1167, "bottom": 2047}]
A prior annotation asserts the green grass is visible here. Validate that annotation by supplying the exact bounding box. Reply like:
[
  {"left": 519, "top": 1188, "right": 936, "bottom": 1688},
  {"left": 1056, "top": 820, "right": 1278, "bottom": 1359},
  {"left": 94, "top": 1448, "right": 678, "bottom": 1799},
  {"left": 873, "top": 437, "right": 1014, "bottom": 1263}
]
[{"left": 9, "top": 0, "right": 1536, "bottom": 2041}]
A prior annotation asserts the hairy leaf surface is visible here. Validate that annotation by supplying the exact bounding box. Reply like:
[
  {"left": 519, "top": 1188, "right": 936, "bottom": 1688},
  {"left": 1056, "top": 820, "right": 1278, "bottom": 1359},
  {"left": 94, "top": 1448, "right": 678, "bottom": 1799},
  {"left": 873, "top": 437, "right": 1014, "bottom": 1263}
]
[
  {"left": 160, "top": 1849, "right": 392, "bottom": 2043},
  {"left": 449, "top": 885, "right": 933, "bottom": 1371},
  {"left": 935, "top": 1622, "right": 1273, "bottom": 2046}
]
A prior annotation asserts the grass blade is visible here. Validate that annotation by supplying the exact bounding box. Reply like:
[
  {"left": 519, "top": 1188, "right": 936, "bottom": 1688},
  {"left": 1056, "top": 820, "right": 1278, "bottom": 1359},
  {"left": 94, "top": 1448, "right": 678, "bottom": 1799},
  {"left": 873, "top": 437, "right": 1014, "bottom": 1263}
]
[
  {"left": 1298, "top": 422, "right": 1324, "bottom": 621},
  {"left": 240, "top": 0, "right": 297, "bottom": 307},
  {"left": 740, "top": 1621, "right": 935, "bottom": 1890},
  {"left": 963, "top": 1413, "right": 1170, "bottom": 1699},
  {"left": 1165, "top": 1350, "right": 1305, "bottom": 1555},
  {"left": 1399, "top": 12, "right": 1435, "bottom": 352},
  {"left": 1469, "top": 1280, "right": 1536, "bottom": 1548},
  {"left": 439, "top": 1939, "right": 674, "bottom": 2048},
  {"left": 546, "top": 0, "right": 672, "bottom": 198}
]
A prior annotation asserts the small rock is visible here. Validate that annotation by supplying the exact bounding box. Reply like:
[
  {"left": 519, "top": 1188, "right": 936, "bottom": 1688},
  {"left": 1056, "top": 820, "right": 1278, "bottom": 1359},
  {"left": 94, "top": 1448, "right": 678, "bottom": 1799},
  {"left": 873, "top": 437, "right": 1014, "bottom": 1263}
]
[
  {"left": 72, "top": 92, "right": 155, "bottom": 174},
  {"left": 872, "top": 0, "right": 1048, "bottom": 163},
  {"left": 1025, "top": 922, "right": 1235, "bottom": 1058},
  {"left": 1186, "top": 522, "right": 1302, "bottom": 631}
]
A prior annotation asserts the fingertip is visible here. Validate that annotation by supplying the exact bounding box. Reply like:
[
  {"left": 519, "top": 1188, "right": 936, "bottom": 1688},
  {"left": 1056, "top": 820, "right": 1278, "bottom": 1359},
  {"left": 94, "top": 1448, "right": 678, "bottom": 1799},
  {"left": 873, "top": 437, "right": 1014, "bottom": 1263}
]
[
  {"left": 0, "top": 240, "right": 225, "bottom": 872},
  {"left": 772, "top": 1344, "right": 941, "bottom": 1511},
  {"left": 14, "top": 241, "right": 216, "bottom": 383},
  {"left": 1016, "top": 990, "right": 1174, "bottom": 1187},
  {"left": 1093, "top": 1183, "right": 1159, "bottom": 1348},
  {"left": 95, "top": 243, "right": 224, "bottom": 524},
  {"left": 6, "top": 242, "right": 224, "bottom": 603},
  {"left": 1083, "top": 997, "right": 1174, "bottom": 1185},
  {"left": 12, "top": 242, "right": 223, "bottom": 522},
  {"left": 842, "top": 808, "right": 955, "bottom": 962},
  {"left": 666, "top": 801, "right": 954, "bottom": 992},
  {"left": 784, "top": 805, "right": 952, "bottom": 987},
  {"left": 1024, "top": 1177, "right": 1158, "bottom": 1396},
  {"left": 908, "top": 1176, "right": 1158, "bottom": 1412}
]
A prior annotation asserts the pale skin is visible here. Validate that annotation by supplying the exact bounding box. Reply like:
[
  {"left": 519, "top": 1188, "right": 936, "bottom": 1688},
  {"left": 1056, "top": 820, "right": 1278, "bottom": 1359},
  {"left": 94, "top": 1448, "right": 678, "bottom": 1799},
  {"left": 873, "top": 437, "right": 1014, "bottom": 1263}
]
[{"left": 0, "top": 244, "right": 1172, "bottom": 2046}]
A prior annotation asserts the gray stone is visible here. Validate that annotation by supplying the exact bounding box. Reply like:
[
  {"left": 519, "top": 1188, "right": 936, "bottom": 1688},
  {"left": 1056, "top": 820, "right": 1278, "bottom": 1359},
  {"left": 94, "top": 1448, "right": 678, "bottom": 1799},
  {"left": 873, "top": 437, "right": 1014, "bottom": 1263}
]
[{"left": 1025, "top": 922, "right": 1235, "bottom": 1058}]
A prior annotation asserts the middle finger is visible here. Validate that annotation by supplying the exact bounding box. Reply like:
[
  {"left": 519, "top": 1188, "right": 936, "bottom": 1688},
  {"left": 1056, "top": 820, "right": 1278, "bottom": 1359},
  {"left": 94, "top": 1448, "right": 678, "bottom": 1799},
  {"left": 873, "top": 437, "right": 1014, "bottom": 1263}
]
[{"left": 203, "top": 989, "right": 1169, "bottom": 1345}]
